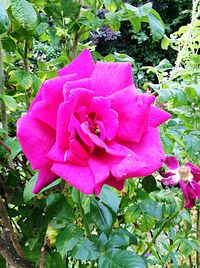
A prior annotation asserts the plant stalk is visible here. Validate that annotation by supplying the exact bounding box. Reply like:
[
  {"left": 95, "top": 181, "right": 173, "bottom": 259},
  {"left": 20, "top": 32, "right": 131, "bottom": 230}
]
[
  {"left": 169, "top": 0, "right": 200, "bottom": 81},
  {"left": 77, "top": 191, "right": 92, "bottom": 240},
  {"left": 0, "top": 37, "right": 14, "bottom": 169},
  {"left": 142, "top": 197, "right": 185, "bottom": 257}
]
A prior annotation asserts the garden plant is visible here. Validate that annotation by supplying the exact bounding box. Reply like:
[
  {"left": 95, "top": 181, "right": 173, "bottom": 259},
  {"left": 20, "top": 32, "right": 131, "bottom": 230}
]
[{"left": 0, "top": 0, "right": 200, "bottom": 267}]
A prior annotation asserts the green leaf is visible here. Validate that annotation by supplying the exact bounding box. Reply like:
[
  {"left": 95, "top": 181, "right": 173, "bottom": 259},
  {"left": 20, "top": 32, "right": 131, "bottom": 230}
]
[
  {"left": 9, "top": 69, "right": 32, "bottom": 91},
  {"left": 147, "top": 9, "right": 165, "bottom": 41},
  {"left": 125, "top": 3, "right": 152, "bottom": 18},
  {"left": 41, "top": 179, "right": 62, "bottom": 192},
  {"left": 45, "top": 252, "right": 66, "bottom": 268},
  {"left": 161, "top": 135, "right": 174, "bottom": 154},
  {"left": 184, "top": 134, "right": 200, "bottom": 156},
  {"left": 139, "top": 198, "right": 162, "bottom": 219},
  {"left": 156, "top": 59, "right": 172, "bottom": 71},
  {"left": 71, "top": 237, "right": 100, "bottom": 261},
  {"left": 34, "top": 22, "right": 48, "bottom": 36},
  {"left": 125, "top": 203, "right": 141, "bottom": 223},
  {"left": 61, "top": 0, "right": 81, "bottom": 18},
  {"left": 5, "top": 137, "right": 21, "bottom": 158},
  {"left": 0, "top": 94, "right": 17, "bottom": 111},
  {"left": 140, "top": 214, "right": 155, "bottom": 231},
  {"left": 0, "top": 0, "right": 11, "bottom": 9},
  {"left": 2, "top": 36, "right": 16, "bottom": 52},
  {"left": 106, "top": 229, "right": 137, "bottom": 249},
  {"left": 99, "top": 185, "right": 120, "bottom": 213},
  {"left": 23, "top": 173, "right": 37, "bottom": 202},
  {"left": 99, "top": 249, "right": 147, "bottom": 268},
  {"left": 161, "top": 36, "right": 171, "bottom": 50},
  {"left": 0, "top": 3, "right": 10, "bottom": 34},
  {"left": 11, "top": 0, "right": 38, "bottom": 31},
  {"left": 90, "top": 199, "right": 113, "bottom": 233},
  {"left": 142, "top": 176, "right": 157, "bottom": 193},
  {"left": 56, "top": 224, "right": 84, "bottom": 257}
]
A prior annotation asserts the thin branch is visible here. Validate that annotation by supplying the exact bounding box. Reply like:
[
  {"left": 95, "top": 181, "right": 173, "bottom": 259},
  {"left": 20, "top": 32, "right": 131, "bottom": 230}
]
[
  {"left": 39, "top": 232, "right": 49, "bottom": 268},
  {"left": 142, "top": 197, "right": 185, "bottom": 257},
  {"left": 0, "top": 140, "right": 34, "bottom": 177},
  {"left": 0, "top": 196, "right": 24, "bottom": 258},
  {"left": 0, "top": 235, "right": 33, "bottom": 268}
]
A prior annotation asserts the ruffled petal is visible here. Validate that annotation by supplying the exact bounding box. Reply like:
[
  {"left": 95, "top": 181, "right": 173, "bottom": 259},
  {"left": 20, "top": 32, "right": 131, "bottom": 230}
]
[
  {"left": 91, "top": 62, "right": 133, "bottom": 96},
  {"left": 63, "top": 78, "right": 92, "bottom": 101},
  {"left": 165, "top": 156, "right": 180, "bottom": 170},
  {"left": 33, "top": 164, "right": 58, "bottom": 194},
  {"left": 17, "top": 114, "right": 55, "bottom": 170},
  {"left": 149, "top": 106, "right": 171, "bottom": 127},
  {"left": 111, "top": 154, "right": 146, "bottom": 179},
  {"left": 51, "top": 162, "right": 95, "bottom": 194},
  {"left": 57, "top": 49, "right": 95, "bottom": 78},
  {"left": 88, "top": 156, "right": 110, "bottom": 184},
  {"left": 31, "top": 101, "right": 57, "bottom": 129},
  {"left": 123, "top": 127, "right": 165, "bottom": 177},
  {"left": 109, "top": 86, "right": 152, "bottom": 142}
]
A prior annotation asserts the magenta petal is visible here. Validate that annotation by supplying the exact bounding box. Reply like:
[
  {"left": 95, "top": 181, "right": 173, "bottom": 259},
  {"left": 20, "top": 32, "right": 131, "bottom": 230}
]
[
  {"left": 47, "top": 144, "right": 66, "bottom": 163},
  {"left": 51, "top": 162, "right": 95, "bottom": 194},
  {"left": 111, "top": 154, "right": 146, "bottom": 179},
  {"left": 109, "top": 86, "right": 150, "bottom": 142},
  {"left": 149, "top": 106, "right": 171, "bottom": 127},
  {"left": 105, "top": 176, "right": 125, "bottom": 191},
  {"left": 57, "top": 49, "right": 95, "bottom": 78},
  {"left": 165, "top": 156, "right": 180, "bottom": 170},
  {"left": 63, "top": 78, "right": 92, "bottom": 101},
  {"left": 31, "top": 101, "right": 57, "bottom": 129},
  {"left": 17, "top": 114, "right": 55, "bottom": 170},
  {"left": 124, "top": 127, "right": 165, "bottom": 177},
  {"left": 42, "top": 74, "right": 77, "bottom": 105},
  {"left": 191, "top": 181, "right": 200, "bottom": 199},
  {"left": 185, "top": 162, "right": 200, "bottom": 182},
  {"left": 33, "top": 165, "right": 57, "bottom": 194},
  {"left": 56, "top": 102, "right": 73, "bottom": 149},
  {"left": 94, "top": 176, "right": 125, "bottom": 195},
  {"left": 91, "top": 62, "right": 133, "bottom": 96},
  {"left": 88, "top": 156, "right": 110, "bottom": 184},
  {"left": 28, "top": 90, "right": 42, "bottom": 111},
  {"left": 101, "top": 109, "right": 118, "bottom": 141},
  {"left": 161, "top": 176, "right": 179, "bottom": 187},
  {"left": 179, "top": 180, "right": 191, "bottom": 208}
]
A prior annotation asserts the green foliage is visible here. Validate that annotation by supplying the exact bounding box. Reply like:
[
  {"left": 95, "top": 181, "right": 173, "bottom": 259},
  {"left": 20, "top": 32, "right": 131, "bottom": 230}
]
[{"left": 0, "top": 0, "right": 200, "bottom": 267}]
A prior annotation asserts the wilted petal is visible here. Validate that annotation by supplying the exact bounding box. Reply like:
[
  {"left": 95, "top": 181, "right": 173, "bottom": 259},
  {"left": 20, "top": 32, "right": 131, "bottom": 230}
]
[
  {"left": 165, "top": 156, "right": 180, "bottom": 170},
  {"left": 185, "top": 162, "right": 200, "bottom": 182}
]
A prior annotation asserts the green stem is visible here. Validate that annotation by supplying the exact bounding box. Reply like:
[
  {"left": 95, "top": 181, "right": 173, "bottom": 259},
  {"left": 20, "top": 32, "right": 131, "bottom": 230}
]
[
  {"left": 23, "top": 40, "right": 30, "bottom": 109},
  {"left": 169, "top": 0, "right": 200, "bottom": 81},
  {"left": 0, "top": 37, "right": 7, "bottom": 132},
  {"left": 141, "top": 197, "right": 185, "bottom": 257},
  {"left": 0, "top": 37, "right": 14, "bottom": 169},
  {"left": 77, "top": 191, "right": 92, "bottom": 240}
]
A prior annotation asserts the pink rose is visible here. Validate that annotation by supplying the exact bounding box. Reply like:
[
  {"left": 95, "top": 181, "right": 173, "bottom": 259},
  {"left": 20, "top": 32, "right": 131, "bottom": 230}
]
[
  {"left": 160, "top": 156, "right": 200, "bottom": 208},
  {"left": 17, "top": 49, "right": 170, "bottom": 195}
]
